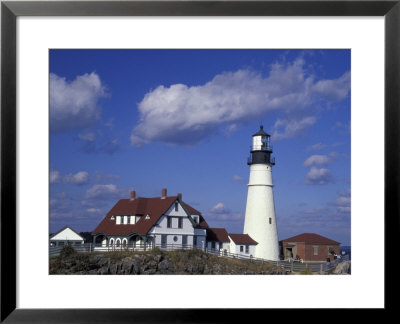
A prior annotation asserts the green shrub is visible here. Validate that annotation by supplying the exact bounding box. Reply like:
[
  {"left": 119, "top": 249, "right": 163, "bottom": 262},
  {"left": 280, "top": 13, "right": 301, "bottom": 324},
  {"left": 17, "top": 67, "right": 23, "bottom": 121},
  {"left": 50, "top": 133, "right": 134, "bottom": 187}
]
[{"left": 59, "top": 244, "right": 76, "bottom": 258}]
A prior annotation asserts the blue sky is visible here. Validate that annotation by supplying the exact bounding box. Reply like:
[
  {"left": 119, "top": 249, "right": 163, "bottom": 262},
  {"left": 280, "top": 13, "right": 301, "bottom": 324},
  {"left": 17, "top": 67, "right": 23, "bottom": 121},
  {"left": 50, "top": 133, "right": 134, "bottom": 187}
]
[{"left": 49, "top": 49, "right": 351, "bottom": 245}]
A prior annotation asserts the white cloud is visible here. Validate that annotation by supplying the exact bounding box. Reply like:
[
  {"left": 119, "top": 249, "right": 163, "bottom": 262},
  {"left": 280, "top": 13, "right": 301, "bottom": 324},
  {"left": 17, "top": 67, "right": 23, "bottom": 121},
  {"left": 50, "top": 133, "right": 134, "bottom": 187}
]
[
  {"left": 207, "top": 203, "right": 243, "bottom": 221},
  {"left": 233, "top": 175, "right": 246, "bottom": 182},
  {"left": 86, "top": 208, "right": 102, "bottom": 213},
  {"left": 78, "top": 130, "right": 120, "bottom": 155},
  {"left": 334, "top": 191, "right": 351, "bottom": 213},
  {"left": 50, "top": 170, "right": 89, "bottom": 185},
  {"left": 85, "top": 184, "right": 122, "bottom": 200},
  {"left": 130, "top": 59, "right": 350, "bottom": 146},
  {"left": 50, "top": 72, "right": 106, "bottom": 132},
  {"left": 272, "top": 116, "right": 316, "bottom": 140},
  {"left": 303, "top": 154, "right": 332, "bottom": 167},
  {"left": 306, "top": 143, "right": 327, "bottom": 151},
  {"left": 304, "top": 167, "right": 334, "bottom": 185},
  {"left": 50, "top": 170, "right": 88, "bottom": 185},
  {"left": 64, "top": 171, "right": 89, "bottom": 185},
  {"left": 313, "top": 71, "right": 351, "bottom": 101},
  {"left": 50, "top": 170, "right": 61, "bottom": 184},
  {"left": 210, "top": 202, "right": 229, "bottom": 213}
]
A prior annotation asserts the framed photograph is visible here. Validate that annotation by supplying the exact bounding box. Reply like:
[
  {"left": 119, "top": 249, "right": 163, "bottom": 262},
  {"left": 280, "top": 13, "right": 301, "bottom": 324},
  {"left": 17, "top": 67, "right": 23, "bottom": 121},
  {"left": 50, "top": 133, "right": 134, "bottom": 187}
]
[{"left": 1, "top": 0, "right": 398, "bottom": 321}]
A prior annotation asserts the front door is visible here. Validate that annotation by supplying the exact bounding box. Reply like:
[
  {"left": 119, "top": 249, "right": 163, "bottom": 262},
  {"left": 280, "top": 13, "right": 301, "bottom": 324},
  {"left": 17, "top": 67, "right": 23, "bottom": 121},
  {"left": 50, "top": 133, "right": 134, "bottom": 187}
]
[{"left": 285, "top": 247, "right": 293, "bottom": 259}]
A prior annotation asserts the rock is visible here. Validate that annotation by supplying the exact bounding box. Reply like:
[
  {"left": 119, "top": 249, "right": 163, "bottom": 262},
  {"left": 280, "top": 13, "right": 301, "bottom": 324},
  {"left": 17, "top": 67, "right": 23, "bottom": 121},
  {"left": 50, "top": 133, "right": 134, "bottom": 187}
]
[
  {"left": 333, "top": 261, "right": 351, "bottom": 274},
  {"left": 147, "top": 261, "right": 158, "bottom": 269},
  {"left": 121, "top": 257, "right": 134, "bottom": 274},
  {"left": 158, "top": 259, "right": 172, "bottom": 273},
  {"left": 97, "top": 266, "right": 109, "bottom": 275},
  {"left": 143, "top": 269, "right": 157, "bottom": 275}
]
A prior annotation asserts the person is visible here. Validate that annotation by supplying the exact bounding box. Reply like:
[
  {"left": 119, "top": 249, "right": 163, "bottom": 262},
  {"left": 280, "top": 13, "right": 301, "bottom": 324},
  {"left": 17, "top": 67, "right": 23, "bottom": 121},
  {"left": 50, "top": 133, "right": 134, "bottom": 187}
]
[{"left": 326, "top": 257, "right": 331, "bottom": 267}]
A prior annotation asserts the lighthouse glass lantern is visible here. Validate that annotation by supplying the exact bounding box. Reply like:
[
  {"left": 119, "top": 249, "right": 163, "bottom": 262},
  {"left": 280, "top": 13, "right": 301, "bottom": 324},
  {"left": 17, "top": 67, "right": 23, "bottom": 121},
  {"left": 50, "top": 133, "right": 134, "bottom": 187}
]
[{"left": 247, "top": 125, "right": 275, "bottom": 166}]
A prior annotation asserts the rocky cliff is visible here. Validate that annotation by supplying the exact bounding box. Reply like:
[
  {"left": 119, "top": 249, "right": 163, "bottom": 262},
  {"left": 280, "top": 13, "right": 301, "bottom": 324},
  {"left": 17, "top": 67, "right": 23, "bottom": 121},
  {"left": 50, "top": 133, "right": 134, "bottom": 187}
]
[{"left": 50, "top": 246, "right": 287, "bottom": 275}]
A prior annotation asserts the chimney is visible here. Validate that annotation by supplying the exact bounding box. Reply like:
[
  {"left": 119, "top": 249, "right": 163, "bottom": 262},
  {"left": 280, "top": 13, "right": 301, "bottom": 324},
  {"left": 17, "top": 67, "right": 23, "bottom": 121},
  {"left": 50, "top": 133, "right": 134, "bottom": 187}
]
[
  {"left": 130, "top": 190, "right": 136, "bottom": 200},
  {"left": 161, "top": 188, "right": 167, "bottom": 199},
  {"left": 177, "top": 193, "right": 182, "bottom": 200}
]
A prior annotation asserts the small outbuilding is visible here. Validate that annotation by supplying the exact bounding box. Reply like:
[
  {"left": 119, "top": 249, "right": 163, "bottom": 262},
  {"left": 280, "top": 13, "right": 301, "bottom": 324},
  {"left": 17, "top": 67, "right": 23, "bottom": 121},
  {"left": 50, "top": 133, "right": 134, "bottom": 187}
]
[
  {"left": 228, "top": 233, "right": 258, "bottom": 258},
  {"left": 280, "top": 233, "right": 340, "bottom": 262},
  {"left": 50, "top": 226, "right": 85, "bottom": 247},
  {"left": 206, "top": 228, "right": 231, "bottom": 253}
]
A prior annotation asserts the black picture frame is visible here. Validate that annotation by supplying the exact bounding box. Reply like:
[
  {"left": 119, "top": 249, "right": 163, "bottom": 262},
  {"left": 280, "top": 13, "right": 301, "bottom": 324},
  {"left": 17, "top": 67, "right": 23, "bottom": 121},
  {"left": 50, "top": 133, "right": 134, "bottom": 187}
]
[{"left": 1, "top": 0, "right": 398, "bottom": 322}]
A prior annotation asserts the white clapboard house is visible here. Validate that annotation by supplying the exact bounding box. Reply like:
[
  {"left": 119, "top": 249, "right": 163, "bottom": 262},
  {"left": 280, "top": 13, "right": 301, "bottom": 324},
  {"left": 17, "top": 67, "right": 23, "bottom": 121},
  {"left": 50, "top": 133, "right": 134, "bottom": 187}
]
[
  {"left": 50, "top": 226, "right": 85, "bottom": 247},
  {"left": 92, "top": 189, "right": 259, "bottom": 257},
  {"left": 92, "top": 189, "right": 209, "bottom": 250}
]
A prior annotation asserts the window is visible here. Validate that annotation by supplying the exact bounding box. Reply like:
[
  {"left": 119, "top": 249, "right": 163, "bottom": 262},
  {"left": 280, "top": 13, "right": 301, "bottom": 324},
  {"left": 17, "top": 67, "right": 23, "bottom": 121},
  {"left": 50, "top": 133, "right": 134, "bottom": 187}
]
[
  {"left": 173, "top": 236, "right": 178, "bottom": 242},
  {"left": 193, "top": 235, "right": 197, "bottom": 246},
  {"left": 167, "top": 216, "right": 172, "bottom": 228},
  {"left": 161, "top": 235, "right": 167, "bottom": 248},
  {"left": 269, "top": 217, "right": 272, "bottom": 224},
  {"left": 211, "top": 241, "right": 216, "bottom": 249},
  {"left": 178, "top": 217, "right": 183, "bottom": 228},
  {"left": 182, "top": 235, "right": 187, "bottom": 246},
  {"left": 240, "top": 245, "right": 244, "bottom": 252},
  {"left": 245, "top": 245, "right": 249, "bottom": 254},
  {"left": 313, "top": 246, "right": 318, "bottom": 255},
  {"left": 175, "top": 202, "right": 178, "bottom": 211},
  {"left": 193, "top": 216, "right": 198, "bottom": 224},
  {"left": 127, "top": 217, "right": 130, "bottom": 224}
]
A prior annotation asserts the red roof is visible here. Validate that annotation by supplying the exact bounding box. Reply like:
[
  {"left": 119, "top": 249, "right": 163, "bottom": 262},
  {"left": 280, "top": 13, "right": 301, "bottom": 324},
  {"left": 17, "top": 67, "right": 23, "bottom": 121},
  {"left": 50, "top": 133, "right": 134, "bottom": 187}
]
[
  {"left": 282, "top": 233, "right": 340, "bottom": 245},
  {"left": 206, "top": 228, "right": 230, "bottom": 242},
  {"left": 228, "top": 234, "right": 258, "bottom": 245},
  {"left": 92, "top": 195, "right": 208, "bottom": 236}
]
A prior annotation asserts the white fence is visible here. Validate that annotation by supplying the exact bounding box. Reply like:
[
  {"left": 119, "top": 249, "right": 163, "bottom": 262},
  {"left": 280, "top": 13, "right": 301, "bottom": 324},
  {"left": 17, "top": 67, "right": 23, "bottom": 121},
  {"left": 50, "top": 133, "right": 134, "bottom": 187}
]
[{"left": 49, "top": 243, "right": 350, "bottom": 273}]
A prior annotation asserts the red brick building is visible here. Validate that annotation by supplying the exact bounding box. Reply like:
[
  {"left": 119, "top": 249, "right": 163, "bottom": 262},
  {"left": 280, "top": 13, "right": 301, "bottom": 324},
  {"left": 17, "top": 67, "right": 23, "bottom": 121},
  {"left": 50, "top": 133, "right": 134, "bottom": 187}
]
[{"left": 280, "top": 233, "right": 340, "bottom": 262}]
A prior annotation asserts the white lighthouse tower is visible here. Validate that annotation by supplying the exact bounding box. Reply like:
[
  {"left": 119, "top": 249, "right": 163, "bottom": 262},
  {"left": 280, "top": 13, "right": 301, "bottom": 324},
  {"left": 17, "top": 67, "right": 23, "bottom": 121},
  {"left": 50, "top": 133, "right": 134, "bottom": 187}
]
[{"left": 243, "top": 125, "right": 279, "bottom": 261}]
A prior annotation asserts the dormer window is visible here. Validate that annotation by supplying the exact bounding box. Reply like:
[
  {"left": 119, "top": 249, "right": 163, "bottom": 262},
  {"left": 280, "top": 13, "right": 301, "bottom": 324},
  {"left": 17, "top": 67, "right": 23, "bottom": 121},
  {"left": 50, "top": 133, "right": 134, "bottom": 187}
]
[
  {"left": 110, "top": 216, "right": 115, "bottom": 220},
  {"left": 145, "top": 214, "right": 150, "bottom": 220},
  {"left": 116, "top": 216, "right": 121, "bottom": 225},
  {"left": 193, "top": 216, "right": 198, "bottom": 224}
]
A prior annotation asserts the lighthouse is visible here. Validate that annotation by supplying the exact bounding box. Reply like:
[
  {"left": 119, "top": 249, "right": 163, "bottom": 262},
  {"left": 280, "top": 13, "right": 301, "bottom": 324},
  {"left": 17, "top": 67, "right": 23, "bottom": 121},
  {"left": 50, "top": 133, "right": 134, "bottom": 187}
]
[{"left": 243, "top": 125, "right": 279, "bottom": 261}]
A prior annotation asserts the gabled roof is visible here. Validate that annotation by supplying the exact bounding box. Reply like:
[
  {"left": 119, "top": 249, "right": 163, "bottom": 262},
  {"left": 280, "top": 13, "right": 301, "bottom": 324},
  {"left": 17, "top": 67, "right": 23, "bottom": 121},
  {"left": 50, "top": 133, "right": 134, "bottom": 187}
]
[
  {"left": 229, "top": 233, "right": 258, "bottom": 245},
  {"left": 50, "top": 226, "right": 84, "bottom": 241},
  {"left": 92, "top": 195, "right": 207, "bottom": 236},
  {"left": 281, "top": 233, "right": 340, "bottom": 245},
  {"left": 206, "top": 228, "right": 230, "bottom": 243}
]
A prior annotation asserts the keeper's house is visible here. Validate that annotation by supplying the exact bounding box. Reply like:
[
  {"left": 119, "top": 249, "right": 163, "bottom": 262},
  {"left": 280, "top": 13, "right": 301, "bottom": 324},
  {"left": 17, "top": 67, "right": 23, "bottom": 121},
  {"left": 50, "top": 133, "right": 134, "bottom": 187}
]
[
  {"left": 280, "top": 233, "right": 340, "bottom": 262},
  {"left": 92, "top": 189, "right": 209, "bottom": 250}
]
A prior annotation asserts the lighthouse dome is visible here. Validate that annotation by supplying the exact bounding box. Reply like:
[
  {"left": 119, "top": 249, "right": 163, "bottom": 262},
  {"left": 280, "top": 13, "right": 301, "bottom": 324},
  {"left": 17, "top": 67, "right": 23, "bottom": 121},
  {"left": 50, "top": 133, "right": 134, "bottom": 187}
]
[{"left": 252, "top": 125, "right": 270, "bottom": 137}]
